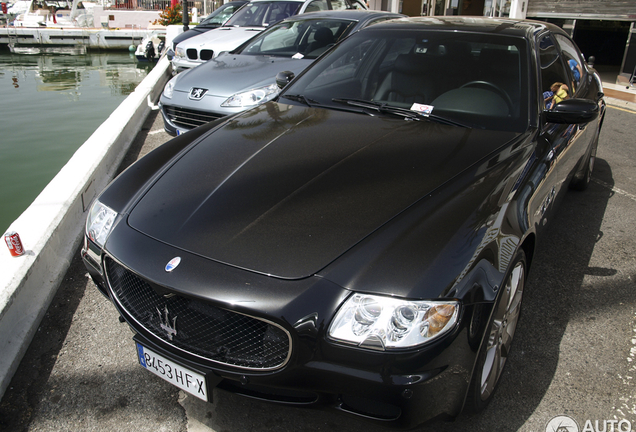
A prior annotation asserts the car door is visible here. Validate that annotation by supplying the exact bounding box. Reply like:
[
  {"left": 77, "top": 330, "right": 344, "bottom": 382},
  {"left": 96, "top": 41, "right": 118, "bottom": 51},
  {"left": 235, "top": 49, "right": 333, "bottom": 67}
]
[
  {"left": 551, "top": 33, "right": 599, "bottom": 186},
  {"left": 536, "top": 32, "right": 586, "bottom": 217}
]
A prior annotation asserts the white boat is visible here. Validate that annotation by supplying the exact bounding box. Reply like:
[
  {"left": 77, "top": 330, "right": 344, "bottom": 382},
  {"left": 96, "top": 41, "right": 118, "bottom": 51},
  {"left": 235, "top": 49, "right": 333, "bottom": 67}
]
[
  {"left": 12, "top": 0, "right": 92, "bottom": 27},
  {"left": 0, "top": 0, "right": 163, "bottom": 52},
  {"left": 134, "top": 29, "right": 166, "bottom": 62}
]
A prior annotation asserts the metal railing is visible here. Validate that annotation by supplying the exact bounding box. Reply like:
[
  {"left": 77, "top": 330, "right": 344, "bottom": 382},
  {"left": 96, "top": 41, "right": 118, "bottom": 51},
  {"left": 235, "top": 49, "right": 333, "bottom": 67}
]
[{"left": 110, "top": 0, "right": 222, "bottom": 16}]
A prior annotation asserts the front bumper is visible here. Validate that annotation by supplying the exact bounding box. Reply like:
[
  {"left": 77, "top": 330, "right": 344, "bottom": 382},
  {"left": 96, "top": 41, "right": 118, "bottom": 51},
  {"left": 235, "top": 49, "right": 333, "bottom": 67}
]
[
  {"left": 133, "top": 328, "right": 472, "bottom": 426},
  {"left": 81, "top": 223, "right": 480, "bottom": 428},
  {"left": 159, "top": 94, "right": 242, "bottom": 136},
  {"left": 171, "top": 56, "right": 204, "bottom": 72}
]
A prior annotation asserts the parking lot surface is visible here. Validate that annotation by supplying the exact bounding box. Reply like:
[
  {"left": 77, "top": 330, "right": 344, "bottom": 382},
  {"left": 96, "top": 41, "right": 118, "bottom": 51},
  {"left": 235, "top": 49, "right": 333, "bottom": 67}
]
[{"left": 1, "top": 101, "right": 635, "bottom": 432}]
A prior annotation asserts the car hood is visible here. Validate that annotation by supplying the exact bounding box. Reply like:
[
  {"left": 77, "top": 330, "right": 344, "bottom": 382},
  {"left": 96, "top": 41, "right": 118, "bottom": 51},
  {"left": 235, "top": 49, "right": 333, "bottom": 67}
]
[
  {"left": 177, "top": 26, "right": 264, "bottom": 51},
  {"left": 175, "top": 54, "right": 314, "bottom": 97},
  {"left": 128, "top": 102, "right": 519, "bottom": 279},
  {"left": 171, "top": 26, "right": 217, "bottom": 44}
]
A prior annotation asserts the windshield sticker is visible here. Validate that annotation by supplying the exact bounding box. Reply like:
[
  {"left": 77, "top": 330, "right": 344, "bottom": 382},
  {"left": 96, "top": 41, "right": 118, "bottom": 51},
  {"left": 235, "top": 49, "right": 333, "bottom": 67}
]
[
  {"left": 292, "top": 53, "right": 304, "bottom": 59},
  {"left": 410, "top": 103, "right": 434, "bottom": 115}
]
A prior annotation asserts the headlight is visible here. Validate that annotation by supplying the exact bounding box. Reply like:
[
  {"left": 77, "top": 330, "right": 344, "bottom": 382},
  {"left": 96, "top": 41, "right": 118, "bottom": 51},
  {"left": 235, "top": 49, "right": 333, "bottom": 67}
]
[
  {"left": 86, "top": 200, "right": 117, "bottom": 248},
  {"left": 163, "top": 76, "right": 178, "bottom": 99},
  {"left": 328, "top": 294, "right": 459, "bottom": 351},
  {"left": 175, "top": 46, "right": 185, "bottom": 58},
  {"left": 221, "top": 83, "right": 279, "bottom": 108}
]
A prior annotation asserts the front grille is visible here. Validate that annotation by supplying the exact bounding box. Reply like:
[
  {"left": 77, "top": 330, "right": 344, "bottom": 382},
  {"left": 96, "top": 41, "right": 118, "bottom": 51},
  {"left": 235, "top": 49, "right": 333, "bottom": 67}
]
[
  {"left": 186, "top": 48, "right": 198, "bottom": 60},
  {"left": 105, "top": 258, "right": 291, "bottom": 370},
  {"left": 163, "top": 105, "right": 224, "bottom": 130},
  {"left": 200, "top": 49, "right": 214, "bottom": 60}
]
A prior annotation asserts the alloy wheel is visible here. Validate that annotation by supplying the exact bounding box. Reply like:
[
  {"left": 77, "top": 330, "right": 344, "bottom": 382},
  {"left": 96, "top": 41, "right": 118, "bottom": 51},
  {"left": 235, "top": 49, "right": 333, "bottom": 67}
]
[{"left": 479, "top": 259, "right": 525, "bottom": 400}]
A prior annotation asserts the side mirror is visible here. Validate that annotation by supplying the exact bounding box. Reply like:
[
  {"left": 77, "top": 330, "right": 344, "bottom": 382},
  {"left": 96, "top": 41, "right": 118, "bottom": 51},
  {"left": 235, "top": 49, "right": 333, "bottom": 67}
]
[
  {"left": 544, "top": 98, "right": 599, "bottom": 124},
  {"left": 276, "top": 70, "right": 295, "bottom": 89},
  {"left": 166, "top": 48, "right": 175, "bottom": 61}
]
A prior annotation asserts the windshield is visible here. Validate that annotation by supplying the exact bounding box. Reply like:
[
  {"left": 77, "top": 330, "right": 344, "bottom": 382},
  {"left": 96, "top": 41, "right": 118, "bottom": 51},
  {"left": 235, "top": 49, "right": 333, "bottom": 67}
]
[
  {"left": 238, "top": 18, "right": 356, "bottom": 59},
  {"left": 281, "top": 28, "right": 530, "bottom": 132},
  {"left": 200, "top": 3, "right": 244, "bottom": 26},
  {"left": 224, "top": 1, "right": 301, "bottom": 28}
]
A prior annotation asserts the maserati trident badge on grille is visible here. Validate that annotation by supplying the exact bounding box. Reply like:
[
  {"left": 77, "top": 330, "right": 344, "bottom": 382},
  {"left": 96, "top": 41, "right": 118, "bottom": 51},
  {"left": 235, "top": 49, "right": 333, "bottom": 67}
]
[
  {"left": 189, "top": 88, "right": 207, "bottom": 100},
  {"left": 157, "top": 305, "right": 177, "bottom": 340},
  {"left": 165, "top": 257, "right": 181, "bottom": 272}
]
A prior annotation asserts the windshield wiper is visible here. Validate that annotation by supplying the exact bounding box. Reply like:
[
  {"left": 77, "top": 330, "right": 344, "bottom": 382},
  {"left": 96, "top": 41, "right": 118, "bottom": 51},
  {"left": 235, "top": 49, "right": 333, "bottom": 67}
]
[
  {"left": 281, "top": 94, "right": 320, "bottom": 107},
  {"left": 332, "top": 98, "right": 471, "bottom": 128}
]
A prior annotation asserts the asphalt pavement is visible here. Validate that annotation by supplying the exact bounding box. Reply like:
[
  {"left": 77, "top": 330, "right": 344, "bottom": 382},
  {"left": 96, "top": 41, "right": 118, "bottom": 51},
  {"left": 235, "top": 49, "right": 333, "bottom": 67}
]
[{"left": 1, "top": 97, "right": 635, "bottom": 432}]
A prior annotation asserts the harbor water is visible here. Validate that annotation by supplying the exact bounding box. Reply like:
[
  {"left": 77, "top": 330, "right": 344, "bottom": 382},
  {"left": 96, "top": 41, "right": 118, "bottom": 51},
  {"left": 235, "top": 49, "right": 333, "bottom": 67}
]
[{"left": 0, "top": 49, "right": 155, "bottom": 233}]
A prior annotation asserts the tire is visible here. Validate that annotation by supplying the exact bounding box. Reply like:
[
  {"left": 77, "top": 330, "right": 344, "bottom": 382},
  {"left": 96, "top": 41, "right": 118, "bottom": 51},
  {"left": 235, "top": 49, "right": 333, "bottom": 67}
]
[{"left": 465, "top": 249, "right": 527, "bottom": 413}]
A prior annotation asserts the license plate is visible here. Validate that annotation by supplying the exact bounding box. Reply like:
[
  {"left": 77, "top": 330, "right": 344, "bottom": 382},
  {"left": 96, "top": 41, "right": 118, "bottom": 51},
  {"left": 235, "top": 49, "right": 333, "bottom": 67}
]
[{"left": 136, "top": 342, "right": 208, "bottom": 401}]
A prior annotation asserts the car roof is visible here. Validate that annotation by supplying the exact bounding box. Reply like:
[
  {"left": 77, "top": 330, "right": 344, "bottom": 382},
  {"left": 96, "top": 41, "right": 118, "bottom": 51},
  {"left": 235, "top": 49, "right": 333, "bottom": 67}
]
[{"left": 363, "top": 16, "right": 567, "bottom": 39}]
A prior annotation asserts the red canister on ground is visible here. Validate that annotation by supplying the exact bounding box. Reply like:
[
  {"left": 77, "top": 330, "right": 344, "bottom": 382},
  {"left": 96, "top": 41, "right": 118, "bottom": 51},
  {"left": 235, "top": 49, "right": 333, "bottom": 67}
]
[{"left": 4, "top": 231, "right": 25, "bottom": 257}]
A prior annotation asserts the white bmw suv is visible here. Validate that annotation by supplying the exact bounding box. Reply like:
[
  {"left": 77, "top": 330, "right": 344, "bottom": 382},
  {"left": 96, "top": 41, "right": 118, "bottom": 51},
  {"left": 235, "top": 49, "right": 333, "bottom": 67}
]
[{"left": 171, "top": 0, "right": 366, "bottom": 72}]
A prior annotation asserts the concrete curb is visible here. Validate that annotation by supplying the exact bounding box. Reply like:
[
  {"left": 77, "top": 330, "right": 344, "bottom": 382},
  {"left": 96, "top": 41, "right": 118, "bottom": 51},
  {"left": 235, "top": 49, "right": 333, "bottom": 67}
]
[
  {"left": 605, "top": 96, "right": 636, "bottom": 112},
  {"left": 0, "top": 56, "right": 172, "bottom": 399},
  {"left": 603, "top": 82, "right": 636, "bottom": 112}
]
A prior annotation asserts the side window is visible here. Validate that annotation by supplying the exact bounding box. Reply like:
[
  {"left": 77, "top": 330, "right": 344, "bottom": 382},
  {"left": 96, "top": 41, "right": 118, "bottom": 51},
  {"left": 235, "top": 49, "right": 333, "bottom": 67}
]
[
  {"left": 329, "top": 0, "right": 347, "bottom": 9},
  {"left": 538, "top": 34, "right": 571, "bottom": 109},
  {"left": 554, "top": 34, "right": 585, "bottom": 93},
  {"left": 306, "top": 0, "right": 329, "bottom": 11},
  {"left": 330, "top": 0, "right": 366, "bottom": 9},
  {"left": 345, "top": 0, "right": 368, "bottom": 9},
  {"left": 266, "top": 3, "right": 296, "bottom": 24}
]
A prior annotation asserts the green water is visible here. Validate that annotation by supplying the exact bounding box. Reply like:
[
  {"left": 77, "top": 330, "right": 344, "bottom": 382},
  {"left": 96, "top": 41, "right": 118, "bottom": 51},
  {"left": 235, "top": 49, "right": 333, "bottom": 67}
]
[{"left": 0, "top": 49, "right": 153, "bottom": 233}]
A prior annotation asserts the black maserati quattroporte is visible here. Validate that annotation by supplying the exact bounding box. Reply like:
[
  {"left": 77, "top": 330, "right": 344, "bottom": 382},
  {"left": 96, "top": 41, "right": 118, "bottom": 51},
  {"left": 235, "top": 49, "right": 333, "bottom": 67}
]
[{"left": 82, "top": 17, "right": 605, "bottom": 427}]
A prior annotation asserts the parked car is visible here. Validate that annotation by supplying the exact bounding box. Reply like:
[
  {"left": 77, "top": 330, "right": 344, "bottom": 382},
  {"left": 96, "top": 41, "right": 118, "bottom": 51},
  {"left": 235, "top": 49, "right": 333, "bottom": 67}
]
[
  {"left": 169, "top": 1, "right": 248, "bottom": 50},
  {"left": 171, "top": 0, "right": 367, "bottom": 72},
  {"left": 160, "top": 10, "right": 403, "bottom": 136},
  {"left": 82, "top": 17, "right": 605, "bottom": 428}
]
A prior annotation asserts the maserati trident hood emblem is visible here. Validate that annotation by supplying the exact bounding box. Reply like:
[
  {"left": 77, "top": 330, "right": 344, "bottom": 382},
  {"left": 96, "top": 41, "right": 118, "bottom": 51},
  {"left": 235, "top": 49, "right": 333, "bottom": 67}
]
[{"left": 165, "top": 257, "right": 181, "bottom": 272}]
